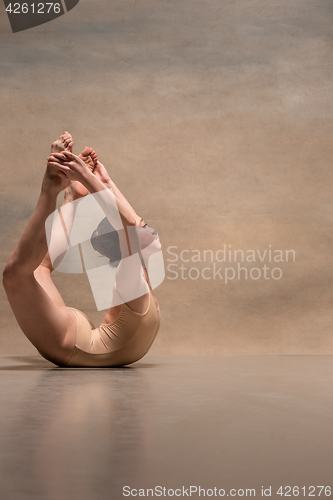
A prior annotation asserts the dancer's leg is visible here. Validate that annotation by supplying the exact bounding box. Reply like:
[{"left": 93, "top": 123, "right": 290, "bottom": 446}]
[
  {"left": 35, "top": 173, "right": 90, "bottom": 309},
  {"left": 34, "top": 133, "right": 90, "bottom": 307},
  {"left": 33, "top": 184, "right": 85, "bottom": 307},
  {"left": 2, "top": 135, "right": 77, "bottom": 365}
]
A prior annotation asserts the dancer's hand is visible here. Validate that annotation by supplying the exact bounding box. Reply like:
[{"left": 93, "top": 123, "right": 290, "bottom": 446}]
[
  {"left": 42, "top": 165, "right": 71, "bottom": 194},
  {"left": 91, "top": 160, "right": 112, "bottom": 186},
  {"left": 47, "top": 151, "right": 91, "bottom": 183}
]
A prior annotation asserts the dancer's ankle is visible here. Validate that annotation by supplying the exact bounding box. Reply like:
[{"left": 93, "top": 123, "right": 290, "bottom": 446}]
[{"left": 41, "top": 179, "right": 61, "bottom": 197}]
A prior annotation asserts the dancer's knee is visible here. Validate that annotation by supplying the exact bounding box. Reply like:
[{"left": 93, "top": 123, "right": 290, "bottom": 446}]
[{"left": 3, "top": 259, "right": 28, "bottom": 288}]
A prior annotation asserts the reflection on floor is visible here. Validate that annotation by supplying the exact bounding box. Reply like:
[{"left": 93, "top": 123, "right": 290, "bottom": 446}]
[{"left": 0, "top": 355, "right": 332, "bottom": 500}]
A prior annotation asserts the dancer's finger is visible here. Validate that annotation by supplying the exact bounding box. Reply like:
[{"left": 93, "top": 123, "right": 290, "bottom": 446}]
[
  {"left": 47, "top": 155, "right": 65, "bottom": 163},
  {"left": 51, "top": 152, "right": 67, "bottom": 160},
  {"left": 62, "top": 151, "right": 77, "bottom": 160},
  {"left": 47, "top": 157, "right": 73, "bottom": 168},
  {"left": 47, "top": 162, "right": 70, "bottom": 171},
  {"left": 47, "top": 161, "right": 62, "bottom": 168},
  {"left": 59, "top": 161, "right": 75, "bottom": 168}
]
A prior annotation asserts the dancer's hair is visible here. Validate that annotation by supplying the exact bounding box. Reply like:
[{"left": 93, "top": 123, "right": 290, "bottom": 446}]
[{"left": 91, "top": 217, "right": 121, "bottom": 268}]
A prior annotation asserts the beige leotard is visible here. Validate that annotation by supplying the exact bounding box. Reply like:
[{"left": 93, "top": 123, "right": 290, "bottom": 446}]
[{"left": 38, "top": 288, "right": 160, "bottom": 368}]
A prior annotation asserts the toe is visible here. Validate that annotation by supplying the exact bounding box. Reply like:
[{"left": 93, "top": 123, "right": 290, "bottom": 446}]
[{"left": 81, "top": 147, "right": 92, "bottom": 157}]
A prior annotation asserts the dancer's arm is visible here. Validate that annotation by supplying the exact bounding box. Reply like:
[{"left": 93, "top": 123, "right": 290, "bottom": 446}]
[
  {"left": 93, "top": 161, "right": 142, "bottom": 226},
  {"left": 74, "top": 162, "right": 149, "bottom": 301}
]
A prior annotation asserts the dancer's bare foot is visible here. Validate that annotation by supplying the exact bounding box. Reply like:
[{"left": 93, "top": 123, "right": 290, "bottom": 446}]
[
  {"left": 51, "top": 131, "right": 73, "bottom": 154},
  {"left": 63, "top": 147, "right": 98, "bottom": 201},
  {"left": 42, "top": 132, "right": 73, "bottom": 193},
  {"left": 48, "top": 133, "right": 85, "bottom": 201},
  {"left": 80, "top": 148, "right": 112, "bottom": 185},
  {"left": 65, "top": 180, "right": 89, "bottom": 202},
  {"left": 79, "top": 147, "right": 98, "bottom": 172}
]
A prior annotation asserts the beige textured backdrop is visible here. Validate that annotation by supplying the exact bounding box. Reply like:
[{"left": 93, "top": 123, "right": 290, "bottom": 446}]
[{"left": 1, "top": 0, "right": 332, "bottom": 355}]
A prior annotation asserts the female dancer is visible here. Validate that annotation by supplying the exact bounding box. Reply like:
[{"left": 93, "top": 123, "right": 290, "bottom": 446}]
[{"left": 3, "top": 132, "right": 161, "bottom": 368}]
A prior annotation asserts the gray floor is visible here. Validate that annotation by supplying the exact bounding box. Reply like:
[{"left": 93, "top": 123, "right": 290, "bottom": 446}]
[{"left": 0, "top": 355, "right": 332, "bottom": 500}]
